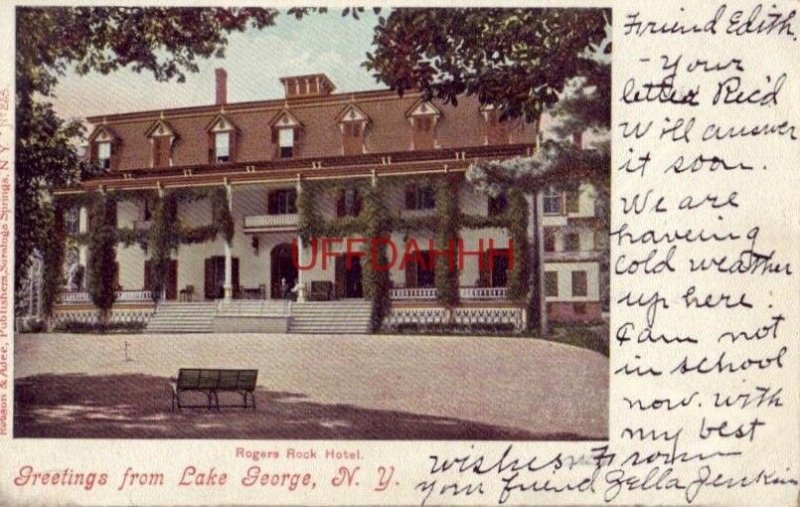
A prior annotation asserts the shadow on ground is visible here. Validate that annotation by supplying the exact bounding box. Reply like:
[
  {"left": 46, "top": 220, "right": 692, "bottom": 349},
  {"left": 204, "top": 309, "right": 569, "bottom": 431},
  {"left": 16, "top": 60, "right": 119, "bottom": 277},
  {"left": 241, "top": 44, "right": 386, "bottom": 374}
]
[{"left": 14, "top": 374, "right": 586, "bottom": 440}]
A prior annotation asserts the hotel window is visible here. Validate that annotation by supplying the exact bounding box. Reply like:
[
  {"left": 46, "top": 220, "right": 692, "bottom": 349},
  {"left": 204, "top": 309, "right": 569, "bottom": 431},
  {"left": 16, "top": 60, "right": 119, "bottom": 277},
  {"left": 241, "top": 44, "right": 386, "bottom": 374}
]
[
  {"left": 278, "top": 128, "right": 294, "bottom": 159},
  {"left": 268, "top": 189, "right": 297, "bottom": 215},
  {"left": 571, "top": 270, "right": 588, "bottom": 297},
  {"left": 405, "top": 251, "right": 435, "bottom": 288},
  {"left": 215, "top": 132, "right": 230, "bottom": 163},
  {"left": 97, "top": 141, "right": 111, "bottom": 169},
  {"left": 544, "top": 271, "right": 559, "bottom": 297},
  {"left": 64, "top": 207, "right": 80, "bottom": 235},
  {"left": 405, "top": 184, "right": 435, "bottom": 210},
  {"left": 337, "top": 188, "right": 362, "bottom": 217},
  {"left": 564, "top": 233, "right": 580, "bottom": 252},
  {"left": 543, "top": 188, "right": 563, "bottom": 215},
  {"left": 488, "top": 193, "right": 508, "bottom": 216}
]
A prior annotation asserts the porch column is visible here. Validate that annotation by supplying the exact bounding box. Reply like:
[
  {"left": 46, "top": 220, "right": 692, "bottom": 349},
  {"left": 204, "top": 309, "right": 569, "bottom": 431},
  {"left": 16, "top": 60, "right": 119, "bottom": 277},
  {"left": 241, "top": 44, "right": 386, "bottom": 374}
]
[
  {"left": 534, "top": 190, "right": 547, "bottom": 338},
  {"left": 223, "top": 183, "right": 234, "bottom": 301},
  {"left": 78, "top": 206, "right": 89, "bottom": 289},
  {"left": 295, "top": 177, "right": 307, "bottom": 302}
]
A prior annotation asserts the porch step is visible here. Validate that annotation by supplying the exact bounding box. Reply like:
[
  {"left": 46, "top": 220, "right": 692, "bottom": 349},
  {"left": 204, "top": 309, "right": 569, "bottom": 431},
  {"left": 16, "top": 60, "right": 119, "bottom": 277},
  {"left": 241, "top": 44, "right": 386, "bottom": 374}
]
[
  {"left": 216, "top": 300, "right": 290, "bottom": 318},
  {"left": 146, "top": 302, "right": 216, "bottom": 333},
  {"left": 289, "top": 300, "right": 372, "bottom": 334}
]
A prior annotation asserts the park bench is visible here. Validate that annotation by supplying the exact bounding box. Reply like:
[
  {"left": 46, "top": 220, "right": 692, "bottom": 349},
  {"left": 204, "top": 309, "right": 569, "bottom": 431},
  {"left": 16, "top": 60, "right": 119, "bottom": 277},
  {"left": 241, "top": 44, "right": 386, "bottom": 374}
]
[{"left": 170, "top": 368, "right": 258, "bottom": 411}]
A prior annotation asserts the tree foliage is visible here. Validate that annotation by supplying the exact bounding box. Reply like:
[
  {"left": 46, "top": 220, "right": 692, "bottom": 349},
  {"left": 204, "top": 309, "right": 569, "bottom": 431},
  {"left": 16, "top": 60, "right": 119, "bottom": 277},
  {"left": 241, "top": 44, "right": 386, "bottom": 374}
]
[
  {"left": 15, "top": 7, "right": 278, "bottom": 298},
  {"left": 365, "top": 8, "right": 610, "bottom": 122},
  {"left": 86, "top": 195, "right": 118, "bottom": 324}
]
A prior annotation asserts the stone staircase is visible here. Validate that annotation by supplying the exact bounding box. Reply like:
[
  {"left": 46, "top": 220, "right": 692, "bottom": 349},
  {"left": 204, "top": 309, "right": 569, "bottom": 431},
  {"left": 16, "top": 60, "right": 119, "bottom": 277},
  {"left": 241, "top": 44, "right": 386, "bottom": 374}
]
[
  {"left": 146, "top": 301, "right": 217, "bottom": 333},
  {"left": 288, "top": 300, "right": 372, "bottom": 334},
  {"left": 216, "top": 300, "right": 289, "bottom": 317}
]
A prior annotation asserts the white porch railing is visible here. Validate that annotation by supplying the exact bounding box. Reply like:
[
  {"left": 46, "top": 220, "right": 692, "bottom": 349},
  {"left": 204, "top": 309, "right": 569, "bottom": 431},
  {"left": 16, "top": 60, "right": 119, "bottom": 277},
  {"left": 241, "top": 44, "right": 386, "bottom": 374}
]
[
  {"left": 389, "top": 287, "right": 438, "bottom": 300},
  {"left": 60, "top": 290, "right": 153, "bottom": 304},
  {"left": 243, "top": 214, "right": 298, "bottom": 231},
  {"left": 459, "top": 286, "right": 507, "bottom": 300},
  {"left": 389, "top": 286, "right": 507, "bottom": 300}
]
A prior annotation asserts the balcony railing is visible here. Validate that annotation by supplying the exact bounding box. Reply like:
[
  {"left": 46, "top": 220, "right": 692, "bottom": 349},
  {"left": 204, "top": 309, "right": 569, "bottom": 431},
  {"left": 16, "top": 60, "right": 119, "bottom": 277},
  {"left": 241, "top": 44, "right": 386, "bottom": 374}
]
[
  {"left": 459, "top": 286, "right": 507, "bottom": 300},
  {"left": 60, "top": 290, "right": 153, "bottom": 304},
  {"left": 389, "top": 287, "right": 438, "bottom": 300},
  {"left": 243, "top": 213, "right": 299, "bottom": 232},
  {"left": 389, "top": 286, "right": 507, "bottom": 301}
]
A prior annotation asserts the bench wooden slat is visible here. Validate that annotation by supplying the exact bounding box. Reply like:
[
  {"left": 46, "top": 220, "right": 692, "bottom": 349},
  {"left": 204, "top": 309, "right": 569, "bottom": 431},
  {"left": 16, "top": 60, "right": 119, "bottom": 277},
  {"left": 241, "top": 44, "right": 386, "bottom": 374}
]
[{"left": 172, "top": 368, "right": 259, "bottom": 411}]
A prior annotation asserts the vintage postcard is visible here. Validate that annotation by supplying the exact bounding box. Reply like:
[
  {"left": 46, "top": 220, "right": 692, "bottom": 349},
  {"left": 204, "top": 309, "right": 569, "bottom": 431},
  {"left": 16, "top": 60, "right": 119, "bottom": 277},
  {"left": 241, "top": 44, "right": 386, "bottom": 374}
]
[{"left": 0, "top": 1, "right": 798, "bottom": 506}]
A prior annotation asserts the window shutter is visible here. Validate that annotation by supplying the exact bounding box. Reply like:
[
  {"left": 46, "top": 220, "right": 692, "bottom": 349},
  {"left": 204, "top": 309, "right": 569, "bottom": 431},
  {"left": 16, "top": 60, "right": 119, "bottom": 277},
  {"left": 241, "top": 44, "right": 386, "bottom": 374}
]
[
  {"left": 353, "top": 188, "right": 362, "bottom": 216},
  {"left": 208, "top": 132, "right": 215, "bottom": 164},
  {"left": 90, "top": 142, "right": 99, "bottom": 164},
  {"left": 293, "top": 128, "right": 301, "bottom": 156},
  {"left": 336, "top": 189, "right": 346, "bottom": 217},
  {"left": 267, "top": 191, "right": 277, "bottom": 214},
  {"left": 229, "top": 129, "right": 238, "bottom": 163},
  {"left": 271, "top": 128, "right": 278, "bottom": 144},
  {"left": 109, "top": 141, "right": 120, "bottom": 170},
  {"left": 405, "top": 184, "right": 417, "bottom": 210}
]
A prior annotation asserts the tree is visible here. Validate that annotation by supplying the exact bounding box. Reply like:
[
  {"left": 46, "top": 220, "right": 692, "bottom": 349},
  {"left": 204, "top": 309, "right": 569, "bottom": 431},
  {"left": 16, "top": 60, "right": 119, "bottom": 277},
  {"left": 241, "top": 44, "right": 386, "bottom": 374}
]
[
  {"left": 15, "top": 7, "right": 278, "bottom": 300},
  {"left": 86, "top": 195, "right": 118, "bottom": 326},
  {"left": 365, "top": 8, "right": 609, "bottom": 121},
  {"left": 364, "top": 8, "right": 610, "bottom": 334}
]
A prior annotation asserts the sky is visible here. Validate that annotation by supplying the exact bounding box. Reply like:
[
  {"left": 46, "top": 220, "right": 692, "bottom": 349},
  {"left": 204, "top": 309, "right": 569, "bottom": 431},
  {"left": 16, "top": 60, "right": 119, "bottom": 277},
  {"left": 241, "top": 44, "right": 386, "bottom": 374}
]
[{"left": 49, "top": 10, "right": 384, "bottom": 122}]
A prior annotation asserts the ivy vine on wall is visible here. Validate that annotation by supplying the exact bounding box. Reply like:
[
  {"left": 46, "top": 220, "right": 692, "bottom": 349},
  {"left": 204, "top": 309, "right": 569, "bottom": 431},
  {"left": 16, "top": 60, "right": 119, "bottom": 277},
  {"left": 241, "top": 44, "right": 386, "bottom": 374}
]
[{"left": 52, "top": 185, "right": 235, "bottom": 306}]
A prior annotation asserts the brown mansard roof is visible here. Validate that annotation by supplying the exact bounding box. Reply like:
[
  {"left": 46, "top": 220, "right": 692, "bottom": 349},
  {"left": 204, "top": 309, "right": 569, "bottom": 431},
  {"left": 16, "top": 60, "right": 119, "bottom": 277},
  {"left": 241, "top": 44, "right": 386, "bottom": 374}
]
[{"left": 57, "top": 143, "right": 534, "bottom": 193}]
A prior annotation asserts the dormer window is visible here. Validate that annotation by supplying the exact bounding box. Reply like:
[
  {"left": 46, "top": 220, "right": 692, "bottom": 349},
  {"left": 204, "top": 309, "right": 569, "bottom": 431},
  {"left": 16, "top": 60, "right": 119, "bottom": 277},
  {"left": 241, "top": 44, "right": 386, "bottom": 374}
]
[
  {"left": 97, "top": 141, "right": 111, "bottom": 169},
  {"left": 278, "top": 128, "right": 294, "bottom": 159},
  {"left": 337, "top": 104, "right": 370, "bottom": 156},
  {"left": 406, "top": 100, "right": 441, "bottom": 151},
  {"left": 145, "top": 118, "right": 177, "bottom": 168},
  {"left": 206, "top": 114, "right": 237, "bottom": 165},
  {"left": 88, "top": 126, "right": 119, "bottom": 170},
  {"left": 270, "top": 109, "right": 302, "bottom": 160},
  {"left": 215, "top": 132, "right": 230, "bottom": 163}
]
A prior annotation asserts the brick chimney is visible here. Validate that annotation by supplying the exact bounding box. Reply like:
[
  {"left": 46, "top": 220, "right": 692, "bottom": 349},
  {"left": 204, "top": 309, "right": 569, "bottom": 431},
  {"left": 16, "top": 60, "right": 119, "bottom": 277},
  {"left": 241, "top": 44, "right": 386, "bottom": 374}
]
[
  {"left": 215, "top": 68, "right": 227, "bottom": 105},
  {"left": 280, "top": 74, "right": 336, "bottom": 99}
]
